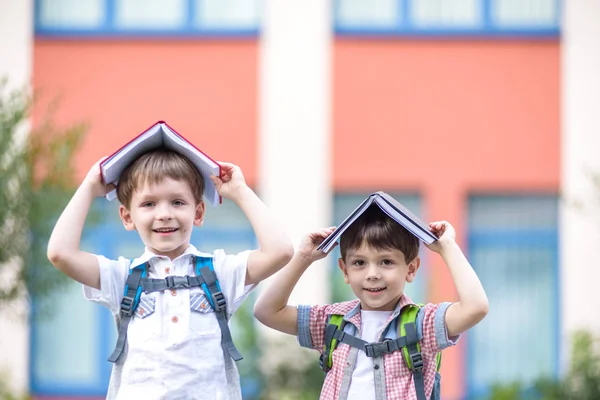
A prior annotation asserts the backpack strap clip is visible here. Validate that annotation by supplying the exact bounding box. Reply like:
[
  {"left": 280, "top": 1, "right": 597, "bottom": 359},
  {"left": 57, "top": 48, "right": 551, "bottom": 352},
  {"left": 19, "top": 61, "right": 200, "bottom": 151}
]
[
  {"left": 364, "top": 339, "right": 392, "bottom": 358},
  {"left": 210, "top": 290, "right": 227, "bottom": 312},
  {"left": 120, "top": 295, "right": 136, "bottom": 317},
  {"left": 165, "top": 275, "right": 190, "bottom": 289}
]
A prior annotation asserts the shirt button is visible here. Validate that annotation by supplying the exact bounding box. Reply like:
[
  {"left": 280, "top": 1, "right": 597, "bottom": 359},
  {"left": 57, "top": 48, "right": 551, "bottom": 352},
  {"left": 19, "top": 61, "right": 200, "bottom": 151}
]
[
  {"left": 165, "top": 267, "right": 171, "bottom": 274},
  {"left": 170, "top": 290, "right": 177, "bottom": 296},
  {"left": 374, "top": 364, "right": 380, "bottom": 370},
  {"left": 171, "top": 316, "right": 178, "bottom": 323}
]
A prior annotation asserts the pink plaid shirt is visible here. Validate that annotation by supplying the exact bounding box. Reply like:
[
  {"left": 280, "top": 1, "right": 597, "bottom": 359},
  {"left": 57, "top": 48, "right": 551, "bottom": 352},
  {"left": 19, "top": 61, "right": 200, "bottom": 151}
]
[{"left": 297, "top": 294, "right": 458, "bottom": 400}]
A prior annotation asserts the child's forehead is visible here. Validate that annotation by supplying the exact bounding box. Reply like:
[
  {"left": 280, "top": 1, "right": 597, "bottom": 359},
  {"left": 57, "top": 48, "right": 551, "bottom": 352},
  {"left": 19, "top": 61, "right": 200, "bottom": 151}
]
[
  {"left": 345, "top": 241, "right": 406, "bottom": 258},
  {"left": 133, "top": 176, "right": 193, "bottom": 195}
]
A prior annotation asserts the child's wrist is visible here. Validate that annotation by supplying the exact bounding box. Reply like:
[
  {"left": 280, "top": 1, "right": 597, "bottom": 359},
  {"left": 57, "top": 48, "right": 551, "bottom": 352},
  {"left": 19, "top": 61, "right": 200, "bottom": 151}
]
[
  {"left": 293, "top": 252, "right": 315, "bottom": 268},
  {"left": 438, "top": 241, "right": 461, "bottom": 258},
  {"left": 229, "top": 184, "right": 252, "bottom": 203}
]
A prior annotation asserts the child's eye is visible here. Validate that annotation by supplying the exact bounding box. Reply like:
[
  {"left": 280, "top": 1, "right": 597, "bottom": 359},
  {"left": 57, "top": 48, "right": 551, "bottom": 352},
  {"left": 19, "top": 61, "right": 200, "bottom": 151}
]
[
  {"left": 352, "top": 260, "right": 365, "bottom": 266},
  {"left": 172, "top": 200, "right": 185, "bottom": 206},
  {"left": 141, "top": 202, "right": 155, "bottom": 208},
  {"left": 381, "top": 259, "right": 394, "bottom": 266}
]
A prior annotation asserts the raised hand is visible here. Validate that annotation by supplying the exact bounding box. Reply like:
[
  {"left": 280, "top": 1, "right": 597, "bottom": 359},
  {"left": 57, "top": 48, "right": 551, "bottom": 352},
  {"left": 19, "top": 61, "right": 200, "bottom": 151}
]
[
  {"left": 424, "top": 221, "right": 457, "bottom": 254},
  {"left": 296, "top": 227, "right": 337, "bottom": 263},
  {"left": 210, "top": 162, "right": 248, "bottom": 201},
  {"left": 84, "top": 158, "right": 115, "bottom": 198}
]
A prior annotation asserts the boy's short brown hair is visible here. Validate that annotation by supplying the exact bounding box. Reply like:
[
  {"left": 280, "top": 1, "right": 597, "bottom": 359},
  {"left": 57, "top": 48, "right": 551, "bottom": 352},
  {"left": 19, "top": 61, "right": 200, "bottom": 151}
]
[
  {"left": 116, "top": 149, "right": 205, "bottom": 208},
  {"left": 339, "top": 205, "right": 420, "bottom": 263}
]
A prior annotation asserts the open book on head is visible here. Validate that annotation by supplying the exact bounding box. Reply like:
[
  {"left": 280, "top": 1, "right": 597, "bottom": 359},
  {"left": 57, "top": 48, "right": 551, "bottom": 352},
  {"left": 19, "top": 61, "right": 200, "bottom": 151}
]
[
  {"left": 100, "top": 121, "right": 221, "bottom": 206},
  {"left": 317, "top": 191, "right": 438, "bottom": 253}
]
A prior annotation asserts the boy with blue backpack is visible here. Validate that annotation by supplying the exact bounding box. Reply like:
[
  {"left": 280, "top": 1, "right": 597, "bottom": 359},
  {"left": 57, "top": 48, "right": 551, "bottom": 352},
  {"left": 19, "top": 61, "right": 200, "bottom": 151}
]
[
  {"left": 47, "top": 149, "right": 293, "bottom": 399},
  {"left": 254, "top": 204, "right": 489, "bottom": 400}
]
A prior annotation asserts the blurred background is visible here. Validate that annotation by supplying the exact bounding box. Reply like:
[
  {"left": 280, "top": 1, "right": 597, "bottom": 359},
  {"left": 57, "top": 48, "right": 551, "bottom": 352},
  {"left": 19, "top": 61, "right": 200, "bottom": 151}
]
[{"left": 1, "top": 0, "right": 599, "bottom": 399}]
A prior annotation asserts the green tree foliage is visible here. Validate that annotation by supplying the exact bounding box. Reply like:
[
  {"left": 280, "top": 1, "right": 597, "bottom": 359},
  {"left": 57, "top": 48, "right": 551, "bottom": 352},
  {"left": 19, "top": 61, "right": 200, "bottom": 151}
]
[{"left": 0, "top": 81, "right": 87, "bottom": 311}]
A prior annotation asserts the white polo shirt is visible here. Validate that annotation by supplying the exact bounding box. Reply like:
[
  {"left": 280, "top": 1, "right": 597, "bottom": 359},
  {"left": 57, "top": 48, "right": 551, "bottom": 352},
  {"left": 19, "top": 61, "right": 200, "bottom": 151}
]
[{"left": 83, "top": 244, "right": 254, "bottom": 400}]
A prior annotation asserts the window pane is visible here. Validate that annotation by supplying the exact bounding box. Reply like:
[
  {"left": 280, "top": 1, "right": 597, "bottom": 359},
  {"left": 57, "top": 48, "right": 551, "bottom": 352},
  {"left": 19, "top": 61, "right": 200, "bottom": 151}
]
[
  {"left": 31, "top": 281, "right": 102, "bottom": 391},
  {"left": 195, "top": 0, "right": 261, "bottom": 29},
  {"left": 331, "top": 193, "right": 427, "bottom": 304},
  {"left": 467, "top": 195, "right": 558, "bottom": 396},
  {"left": 39, "top": 0, "right": 105, "bottom": 28},
  {"left": 336, "top": 0, "right": 400, "bottom": 28},
  {"left": 115, "top": 0, "right": 186, "bottom": 29},
  {"left": 410, "top": 0, "right": 482, "bottom": 27},
  {"left": 492, "top": 0, "right": 558, "bottom": 26},
  {"left": 469, "top": 195, "right": 558, "bottom": 230}
]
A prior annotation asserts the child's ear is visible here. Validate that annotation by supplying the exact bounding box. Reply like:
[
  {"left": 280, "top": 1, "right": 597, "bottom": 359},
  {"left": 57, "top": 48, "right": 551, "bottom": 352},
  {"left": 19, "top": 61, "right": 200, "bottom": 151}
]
[
  {"left": 119, "top": 205, "right": 136, "bottom": 231},
  {"left": 338, "top": 258, "right": 350, "bottom": 284},
  {"left": 405, "top": 256, "right": 421, "bottom": 283},
  {"left": 194, "top": 201, "right": 205, "bottom": 227}
]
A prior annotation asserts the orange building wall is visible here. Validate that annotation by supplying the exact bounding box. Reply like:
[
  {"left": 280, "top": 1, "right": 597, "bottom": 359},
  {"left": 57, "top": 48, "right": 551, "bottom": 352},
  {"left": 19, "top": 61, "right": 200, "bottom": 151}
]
[
  {"left": 333, "top": 39, "right": 560, "bottom": 399},
  {"left": 32, "top": 39, "right": 259, "bottom": 185}
]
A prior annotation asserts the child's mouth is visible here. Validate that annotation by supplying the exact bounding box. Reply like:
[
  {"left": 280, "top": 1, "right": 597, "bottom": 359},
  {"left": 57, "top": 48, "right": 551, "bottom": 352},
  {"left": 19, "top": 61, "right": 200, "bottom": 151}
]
[
  {"left": 153, "top": 228, "right": 179, "bottom": 235},
  {"left": 363, "top": 287, "right": 386, "bottom": 293}
]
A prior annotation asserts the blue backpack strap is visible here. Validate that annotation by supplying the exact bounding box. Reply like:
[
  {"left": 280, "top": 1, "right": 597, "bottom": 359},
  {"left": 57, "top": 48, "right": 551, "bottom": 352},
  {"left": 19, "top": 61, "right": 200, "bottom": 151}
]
[
  {"left": 194, "top": 255, "right": 243, "bottom": 362},
  {"left": 108, "top": 262, "right": 148, "bottom": 363}
]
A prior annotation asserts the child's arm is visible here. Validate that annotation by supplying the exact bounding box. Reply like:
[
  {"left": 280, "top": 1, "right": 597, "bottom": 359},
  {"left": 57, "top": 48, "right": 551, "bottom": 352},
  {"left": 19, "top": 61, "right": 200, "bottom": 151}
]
[
  {"left": 253, "top": 227, "right": 336, "bottom": 335},
  {"left": 426, "top": 221, "right": 489, "bottom": 338},
  {"left": 210, "top": 162, "right": 294, "bottom": 286},
  {"left": 47, "top": 159, "right": 115, "bottom": 290}
]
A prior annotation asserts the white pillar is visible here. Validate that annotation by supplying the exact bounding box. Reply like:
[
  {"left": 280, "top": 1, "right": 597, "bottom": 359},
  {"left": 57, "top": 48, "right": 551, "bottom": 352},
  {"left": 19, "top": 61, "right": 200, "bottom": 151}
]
[
  {"left": 560, "top": 0, "right": 600, "bottom": 374},
  {"left": 0, "top": 0, "right": 33, "bottom": 395},
  {"left": 258, "top": 0, "right": 332, "bottom": 307}
]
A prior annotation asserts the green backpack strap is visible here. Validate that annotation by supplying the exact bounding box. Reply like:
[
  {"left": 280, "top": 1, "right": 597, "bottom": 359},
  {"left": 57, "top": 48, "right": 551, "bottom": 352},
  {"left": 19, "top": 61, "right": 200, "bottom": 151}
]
[
  {"left": 319, "top": 314, "right": 344, "bottom": 373},
  {"left": 399, "top": 304, "right": 442, "bottom": 372}
]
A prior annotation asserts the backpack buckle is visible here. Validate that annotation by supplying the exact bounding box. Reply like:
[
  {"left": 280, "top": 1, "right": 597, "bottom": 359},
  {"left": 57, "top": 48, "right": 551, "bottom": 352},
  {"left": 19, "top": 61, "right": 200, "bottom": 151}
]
[
  {"left": 410, "top": 352, "right": 424, "bottom": 372},
  {"left": 165, "top": 275, "right": 190, "bottom": 289},
  {"left": 319, "top": 352, "right": 331, "bottom": 373},
  {"left": 165, "top": 276, "right": 175, "bottom": 288},
  {"left": 211, "top": 291, "right": 227, "bottom": 312},
  {"left": 120, "top": 295, "right": 135, "bottom": 317},
  {"left": 364, "top": 341, "right": 391, "bottom": 358}
]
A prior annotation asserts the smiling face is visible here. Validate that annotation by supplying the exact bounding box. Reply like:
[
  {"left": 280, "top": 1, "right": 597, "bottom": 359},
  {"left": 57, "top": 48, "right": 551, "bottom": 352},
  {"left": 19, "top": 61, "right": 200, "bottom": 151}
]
[
  {"left": 119, "top": 178, "right": 205, "bottom": 260},
  {"left": 338, "top": 205, "right": 421, "bottom": 311},
  {"left": 338, "top": 242, "right": 420, "bottom": 311}
]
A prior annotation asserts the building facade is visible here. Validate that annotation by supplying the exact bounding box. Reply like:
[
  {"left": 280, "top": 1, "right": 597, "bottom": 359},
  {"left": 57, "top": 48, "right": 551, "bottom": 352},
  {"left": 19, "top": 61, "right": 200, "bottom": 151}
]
[{"left": 1, "top": 1, "right": 599, "bottom": 399}]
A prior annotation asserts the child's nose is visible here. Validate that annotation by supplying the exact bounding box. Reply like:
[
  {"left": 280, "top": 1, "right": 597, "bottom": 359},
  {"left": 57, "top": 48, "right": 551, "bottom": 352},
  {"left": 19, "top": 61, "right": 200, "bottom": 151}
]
[
  {"left": 156, "top": 204, "right": 173, "bottom": 220},
  {"left": 365, "top": 264, "right": 381, "bottom": 280}
]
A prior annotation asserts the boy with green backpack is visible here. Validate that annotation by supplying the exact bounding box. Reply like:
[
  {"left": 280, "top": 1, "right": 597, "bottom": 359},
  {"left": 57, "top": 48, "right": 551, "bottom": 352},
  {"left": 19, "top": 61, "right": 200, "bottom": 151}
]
[{"left": 254, "top": 203, "right": 488, "bottom": 400}]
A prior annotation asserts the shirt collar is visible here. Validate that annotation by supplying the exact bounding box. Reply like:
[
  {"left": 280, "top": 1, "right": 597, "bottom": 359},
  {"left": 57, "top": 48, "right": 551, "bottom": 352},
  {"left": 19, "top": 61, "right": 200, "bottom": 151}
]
[
  {"left": 344, "top": 293, "right": 416, "bottom": 331},
  {"left": 129, "top": 245, "right": 212, "bottom": 269}
]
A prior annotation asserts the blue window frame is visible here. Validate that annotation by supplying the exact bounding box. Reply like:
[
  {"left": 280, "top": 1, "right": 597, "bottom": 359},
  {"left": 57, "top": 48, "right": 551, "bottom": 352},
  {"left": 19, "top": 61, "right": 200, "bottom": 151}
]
[
  {"left": 330, "top": 193, "right": 428, "bottom": 304},
  {"left": 30, "top": 198, "right": 257, "bottom": 397},
  {"left": 466, "top": 195, "right": 559, "bottom": 398},
  {"left": 35, "top": 0, "right": 559, "bottom": 38},
  {"left": 35, "top": 0, "right": 261, "bottom": 37},
  {"left": 334, "top": 0, "right": 560, "bottom": 37}
]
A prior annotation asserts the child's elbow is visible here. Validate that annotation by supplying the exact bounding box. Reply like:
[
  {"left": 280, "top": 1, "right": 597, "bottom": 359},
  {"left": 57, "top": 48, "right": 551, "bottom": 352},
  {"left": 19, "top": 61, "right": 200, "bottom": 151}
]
[
  {"left": 47, "top": 247, "right": 66, "bottom": 271},
  {"left": 279, "top": 244, "right": 294, "bottom": 265},
  {"left": 253, "top": 303, "right": 268, "bottom": 325},
  {"left": 472, "top": 298, "right": 489, "bottom": 323},
  {"left": 271, "top": 243, "right": 293, "bottom": 268}
]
